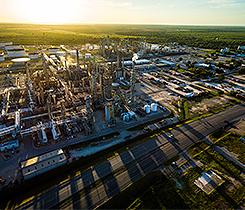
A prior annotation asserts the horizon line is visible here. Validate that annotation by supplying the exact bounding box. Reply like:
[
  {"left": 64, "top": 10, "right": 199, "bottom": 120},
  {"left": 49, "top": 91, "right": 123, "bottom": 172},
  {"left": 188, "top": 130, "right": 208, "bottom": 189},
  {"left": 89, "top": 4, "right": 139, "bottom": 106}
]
[{"left": 0, "top": 21, "right": 245, "bottom": 27}]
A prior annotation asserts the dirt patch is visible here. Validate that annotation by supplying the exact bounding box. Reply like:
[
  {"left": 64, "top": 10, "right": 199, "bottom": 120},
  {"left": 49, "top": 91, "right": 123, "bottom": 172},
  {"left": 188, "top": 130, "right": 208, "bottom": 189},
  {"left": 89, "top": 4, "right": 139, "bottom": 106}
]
[
  {"left": 189, "top": 97, "right": 230, "bottom": 117},
  {"left": 229, "top": 118, "right": 245, "bottom": 136}
]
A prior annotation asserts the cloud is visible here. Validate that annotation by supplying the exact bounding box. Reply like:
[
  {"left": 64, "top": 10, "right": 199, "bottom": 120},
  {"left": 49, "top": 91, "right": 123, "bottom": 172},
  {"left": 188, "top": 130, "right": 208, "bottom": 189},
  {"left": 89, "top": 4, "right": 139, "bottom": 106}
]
[
  {"left": 208, "top": 0, "right": 235, "bottom": 3},
  {"left": 207, "top": 0, "right": 243, "bottom": 8}
]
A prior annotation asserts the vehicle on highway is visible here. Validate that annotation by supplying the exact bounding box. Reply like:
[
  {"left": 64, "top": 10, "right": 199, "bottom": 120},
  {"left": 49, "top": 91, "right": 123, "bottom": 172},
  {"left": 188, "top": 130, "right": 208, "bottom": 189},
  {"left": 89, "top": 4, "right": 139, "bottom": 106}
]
[{"left": 168, "top": 134, "right": 174, "bottom": 138}]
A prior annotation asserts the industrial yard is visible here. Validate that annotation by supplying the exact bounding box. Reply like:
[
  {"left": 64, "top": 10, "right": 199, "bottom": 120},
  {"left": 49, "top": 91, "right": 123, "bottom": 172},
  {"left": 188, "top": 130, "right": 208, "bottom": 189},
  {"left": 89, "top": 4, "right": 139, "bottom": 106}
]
[
  {"left": 0, "top": 35, "right": 245, "bottom": 174},
  {"left": 0, "top": 30, "right": 245, "bottom": 209}
]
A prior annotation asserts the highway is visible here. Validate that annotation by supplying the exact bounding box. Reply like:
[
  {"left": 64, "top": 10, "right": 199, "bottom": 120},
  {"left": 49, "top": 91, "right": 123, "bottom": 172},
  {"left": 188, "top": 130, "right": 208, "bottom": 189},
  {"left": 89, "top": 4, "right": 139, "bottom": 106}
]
[{"left": 16, "top": 103, "right": 245, "bottom": 210}]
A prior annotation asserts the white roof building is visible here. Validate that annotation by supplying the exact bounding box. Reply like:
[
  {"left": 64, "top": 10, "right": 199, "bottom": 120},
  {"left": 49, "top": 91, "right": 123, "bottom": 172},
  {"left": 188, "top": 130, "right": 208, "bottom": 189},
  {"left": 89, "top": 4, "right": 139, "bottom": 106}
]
[
  {"left": 20, "top": 149, "right": 67, "bottom": 180},
  {"left": 7, "top": 49, "right": 26, "bottom": 58},
  {"left": 194, "top": 170, "right": 224, "bottom": 194}
]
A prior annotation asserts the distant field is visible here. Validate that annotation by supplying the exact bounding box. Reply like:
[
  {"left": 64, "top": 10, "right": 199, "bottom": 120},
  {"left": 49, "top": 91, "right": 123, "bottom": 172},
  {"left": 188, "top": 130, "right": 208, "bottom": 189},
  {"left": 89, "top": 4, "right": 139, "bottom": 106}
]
[{"left": 0, "top": 23, "right": 245, "bottom": 49}]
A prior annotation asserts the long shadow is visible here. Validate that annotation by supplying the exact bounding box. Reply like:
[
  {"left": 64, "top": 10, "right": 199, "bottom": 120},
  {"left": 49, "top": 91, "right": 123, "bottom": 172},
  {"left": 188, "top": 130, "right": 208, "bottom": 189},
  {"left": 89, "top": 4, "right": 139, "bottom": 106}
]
[
  {"left": 216, "top": 184, "right": 237, "bottom": 208},
  {"left": 36, "top": 184, "right": 60, "bottom": 209},
  {"left": 95, "top": 160, "right": 114, "bottom": 179},
  {"left": 70, "top": 178, "right": 80, "bottom": 209},
  {"left": 182, "top": 123, "right": 206, "bottom": 140},
  {"left": 170, "top": 140, "right": 199, "bottom": 169},
  {"left": 82, "top": 190, "right": 92, "bottom": 209},
  {"left": 125, "top": 147, "right": 143, "bottom": 162},
  {"left": 81, "top": 168, "right": 95, "bottom": 188},
  {"left": 102, "top": 175, "right": 120, "bottom": 197},
  {"left": 126, "top": 162, "right": 144, "bottom": 182},
  {"left": 95, "top": 161, "right": 121, "bottom": 202},
  {"left": 121, "top": 149, "right": 143, "bottom": 183},
  {"left": 200, "top": 118, "right": 214, "bottom": 128},
  {"left": 80, "top": 168, "right": 95, "bottom": 208},
  {"left": 174, "top": 126, "right": 195, "bottom": 143}
]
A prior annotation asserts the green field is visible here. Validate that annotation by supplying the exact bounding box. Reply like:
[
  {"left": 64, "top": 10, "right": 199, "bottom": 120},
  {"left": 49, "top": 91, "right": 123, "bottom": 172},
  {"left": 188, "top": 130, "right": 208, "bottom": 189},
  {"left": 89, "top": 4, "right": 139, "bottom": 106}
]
[{"left": 0, "top": 23, "right": 245, "bottom": 49}]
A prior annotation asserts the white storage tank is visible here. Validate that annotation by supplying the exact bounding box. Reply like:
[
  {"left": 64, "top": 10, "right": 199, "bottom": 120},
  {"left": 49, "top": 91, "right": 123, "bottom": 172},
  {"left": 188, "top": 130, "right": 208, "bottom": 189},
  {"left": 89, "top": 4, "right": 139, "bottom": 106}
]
[
  {"left": 128, "top": 111, "right": 135, "bottom": 119},
  {"left": 151, "top": 103, "right": 158, "bottom": 112},
  {"left": 0, "top": 54, "right": 5, "bottom": 62},
  {"left": 49, "top": 47, "right": 59, "bottom": 54},
  {"left": 56, "top": 51, "right": 66, "bottom": 57},
  {"left": 144, "top": 105, "right": 151, "bottom": 114},
  {"left": 85, "top": 53, "right": 91, "bottom": 59},
  {"left": 28, "top": 53, "right": 39, "bottom": 59},
  {"left": 70, "top": 50, "right": 76, "bottom": 56},
  {"left": 123, "top": 113, "right": 129, "bottom": 122}
]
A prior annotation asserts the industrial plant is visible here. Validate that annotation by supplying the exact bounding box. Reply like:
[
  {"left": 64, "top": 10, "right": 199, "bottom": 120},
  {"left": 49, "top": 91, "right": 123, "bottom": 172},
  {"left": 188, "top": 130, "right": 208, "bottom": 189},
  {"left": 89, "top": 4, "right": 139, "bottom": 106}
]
[{"left": 0, "top": 37, "right": 179, "bottom": 154}]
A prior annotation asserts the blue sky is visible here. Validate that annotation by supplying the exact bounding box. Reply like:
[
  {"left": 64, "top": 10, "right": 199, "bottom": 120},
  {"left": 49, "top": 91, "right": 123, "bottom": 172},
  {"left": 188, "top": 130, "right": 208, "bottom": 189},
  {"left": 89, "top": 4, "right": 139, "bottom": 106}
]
[{"left": 0, "top": 0, "right": 244, "bottom": 25}]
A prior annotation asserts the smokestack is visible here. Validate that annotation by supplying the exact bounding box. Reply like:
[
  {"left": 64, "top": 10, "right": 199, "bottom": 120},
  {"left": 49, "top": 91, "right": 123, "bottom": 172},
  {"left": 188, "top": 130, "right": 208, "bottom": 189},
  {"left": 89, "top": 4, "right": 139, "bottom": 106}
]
[
  {"left": 117, "top": 54, "right": 120, "bottom": 68},
  {"left": 76, "top": 49, "right": 80, "bottom": 70},
  {"left": 107, "top": 35, "right": 110, "bottom": 49}
]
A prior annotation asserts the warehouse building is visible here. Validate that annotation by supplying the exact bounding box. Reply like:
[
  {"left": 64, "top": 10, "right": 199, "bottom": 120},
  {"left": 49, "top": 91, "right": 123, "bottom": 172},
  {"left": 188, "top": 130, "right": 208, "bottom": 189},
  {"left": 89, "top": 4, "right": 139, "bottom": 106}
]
[
  {"left": 20, "top": 149, "right": 67, "bottom": 180},
  {"left": 6, "top": 48, "right": 26, "bottom": 58}
]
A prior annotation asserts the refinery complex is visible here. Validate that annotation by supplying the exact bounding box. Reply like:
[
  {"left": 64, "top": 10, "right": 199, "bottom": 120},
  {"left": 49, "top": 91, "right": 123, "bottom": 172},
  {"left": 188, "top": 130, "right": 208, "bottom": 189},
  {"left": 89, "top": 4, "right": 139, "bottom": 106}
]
[
  {"left": 0, "top": 34, "right": 245, "bottom": 209},
  {"left": 0, "top": 37, "right": 187, "bottom": 154}
]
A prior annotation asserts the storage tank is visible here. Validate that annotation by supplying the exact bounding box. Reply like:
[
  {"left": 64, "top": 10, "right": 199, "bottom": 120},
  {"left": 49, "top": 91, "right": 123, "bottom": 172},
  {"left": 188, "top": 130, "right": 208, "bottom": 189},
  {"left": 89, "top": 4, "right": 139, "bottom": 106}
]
[
  {"left": 49, "top": 47, "right": 59, "bottom": 54},
  {"left": 28, "top": 53, "right": 39, "bottom": 59},
  {"left": 85, "top": 53, "right": 91, "bottom": 59},
  {"left": 151, "top": 103, "right": 158, "bottom": 112},
  {"left": 144, "top": 105, "right": 151, "bottom": 114},
  {"left": 56, "top": 51, "right": 66, "bottom": 57},
  {"left": 105, "top": 103, "right": 114, "bottom": 122},
  {"left": 70, "top": 50, "right": 76, "bottom": 56},
  {"left": 0, "top": 54, "right": 5, "bottom": 62},
  {"left": 128, "top": 111, "right": 135, "bottom": 119}
]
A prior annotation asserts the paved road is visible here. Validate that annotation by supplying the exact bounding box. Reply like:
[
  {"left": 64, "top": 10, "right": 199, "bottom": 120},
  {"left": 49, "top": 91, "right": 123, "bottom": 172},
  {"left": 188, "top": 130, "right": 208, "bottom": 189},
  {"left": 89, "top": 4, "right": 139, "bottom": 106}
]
[{"left": 16, "top": 103, "right": 245, "bottom": 210}]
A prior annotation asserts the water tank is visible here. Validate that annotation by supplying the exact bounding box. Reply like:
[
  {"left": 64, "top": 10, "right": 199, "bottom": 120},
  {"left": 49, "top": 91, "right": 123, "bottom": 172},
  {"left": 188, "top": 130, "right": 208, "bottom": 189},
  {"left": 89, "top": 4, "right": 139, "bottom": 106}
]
[
  {"left": 151, "top": 103, "right": 158, "bottom": 112},
  {"left": 144, "top": 105, "right": 151, "bottom": 114}
]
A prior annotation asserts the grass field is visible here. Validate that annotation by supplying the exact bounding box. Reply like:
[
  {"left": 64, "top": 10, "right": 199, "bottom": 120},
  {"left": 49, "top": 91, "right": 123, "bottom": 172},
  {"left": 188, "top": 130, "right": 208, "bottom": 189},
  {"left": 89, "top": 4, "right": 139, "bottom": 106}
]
[{"left": 0, "top": 23, "right": 245, "bottom": 49}]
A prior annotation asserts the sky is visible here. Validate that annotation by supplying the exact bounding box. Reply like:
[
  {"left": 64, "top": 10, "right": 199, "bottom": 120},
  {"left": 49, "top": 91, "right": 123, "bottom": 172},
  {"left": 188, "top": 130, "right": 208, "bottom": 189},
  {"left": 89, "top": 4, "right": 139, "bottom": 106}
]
[{"left": 0, "top": 0, "right": 244, "bottom": 25}]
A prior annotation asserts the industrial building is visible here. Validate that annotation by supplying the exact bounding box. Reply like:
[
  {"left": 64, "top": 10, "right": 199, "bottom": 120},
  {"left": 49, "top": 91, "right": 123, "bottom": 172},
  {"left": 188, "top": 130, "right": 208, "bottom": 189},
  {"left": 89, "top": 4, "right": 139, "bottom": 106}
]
[
  {"left": 6, "top": 48, "right": 26, "bottom": 58},
  {"left": 20, "top": 149, "right": 67, "bottom": 180}
]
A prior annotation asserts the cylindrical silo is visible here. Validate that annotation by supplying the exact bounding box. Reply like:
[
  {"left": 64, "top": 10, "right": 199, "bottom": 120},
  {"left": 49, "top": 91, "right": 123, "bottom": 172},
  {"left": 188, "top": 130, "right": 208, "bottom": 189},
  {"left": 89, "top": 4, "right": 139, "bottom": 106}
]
[
  {"left": 144, "top": 105, "right": 151, "bottom": 114},
  {"left": 151, "top": 103, "right": 158, "bottom": 112}
]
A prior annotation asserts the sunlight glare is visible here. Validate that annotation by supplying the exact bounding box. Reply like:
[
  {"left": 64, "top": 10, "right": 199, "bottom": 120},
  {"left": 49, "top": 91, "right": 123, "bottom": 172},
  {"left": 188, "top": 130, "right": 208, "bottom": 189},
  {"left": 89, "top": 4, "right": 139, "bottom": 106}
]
[{"left": 13, "top": 0, "right": 83, "bottom": 24}]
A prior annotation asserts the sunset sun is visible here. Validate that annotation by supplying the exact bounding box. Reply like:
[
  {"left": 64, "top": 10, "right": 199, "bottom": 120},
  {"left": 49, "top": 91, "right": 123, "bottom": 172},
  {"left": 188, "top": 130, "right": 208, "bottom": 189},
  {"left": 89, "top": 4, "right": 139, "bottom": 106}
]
[{"left": 11, "top": 0, "right": 83, "bottom": 24}]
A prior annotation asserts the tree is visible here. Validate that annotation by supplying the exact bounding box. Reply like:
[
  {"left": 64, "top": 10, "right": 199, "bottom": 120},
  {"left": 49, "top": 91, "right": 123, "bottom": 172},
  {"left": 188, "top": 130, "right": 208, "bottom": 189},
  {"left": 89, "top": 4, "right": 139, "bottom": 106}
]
[
  {"left": 179, "top": 57, "right": 183, "bottom": 61},
  {"left": 216, "top": 62, "right": 225, "bottom": 68},
  {"left": 214, "top": 68, "right": 224, "bottom": 74},
  {"left": 229, "top": 63, "right": 235, "bottom": 70},
  {"left": 218, "top": 74, "right": 225, "bottom": 81},
  {"left": 204, "top": 60, "right": 210, "bottom": 64},
  {"left": 238, "top": 68, "right": 245, "bottom": 75},
  {"left": 218, "top": 90, "right": 224, "bottom": 96},
  {"left": 229, "top": 90, "right": 237, "bottom": 97}
]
